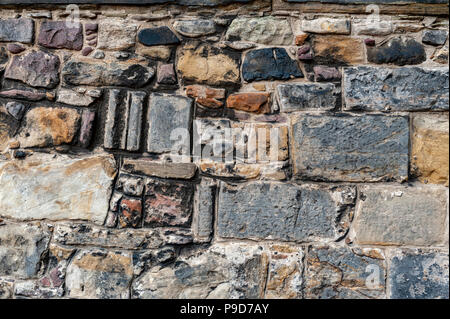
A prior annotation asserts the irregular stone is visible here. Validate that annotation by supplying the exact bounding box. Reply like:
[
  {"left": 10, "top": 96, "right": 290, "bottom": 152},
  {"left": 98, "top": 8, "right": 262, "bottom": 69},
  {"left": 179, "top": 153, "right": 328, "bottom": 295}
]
[
  {"left": 364, "top": 38, "right": 376, "bottom": 46},
  {"left": 313, "top": 36, "right": 365, "bottom": 65},
  {"left": 0, "top": 18, "right": 34, "bottom": 43},
  {"left": 265, "top": 245, "right": 303, "bottom": 299},
  {"left": 144, "top": 178, "right": 194, "bottom": 228},
  {"left": 305, "top": 246, "right": 386, "bottom": 299},
  {"left": 62, "top": 59, "right": 154, "bottom": 87},
  {"left": 367, "top": 37, "right": 426, "bottom": 66},
  {"left": 225, "top": 16, "right": 293, "bottom": 45},
  {"left": 343, "top": 66, "right": 449, "bottom": 111},
  {"left": 56, "top": 88, "right": 96, "bottom": 106},
  {"left": 301, "top": 18, "right": 350, "bottom": 34},
  {"left": 147, "top": 93, "right": 193, "bottom": 154},
  {"left": 433, "top": 45, "right": 448, "bottom": 64},
  {"left": 313, "top": 65, "right": 341, "bottom": 81},
  {"left": 136, "top": 45, "right": 171, "bottom": 61},
  {"left": 217, "top": 182, "right": 355, "bottom": 242},
  {"left": 0, "top": 222, "right": 51, "bottom": 279},
  {"left": 92, "top": 50, "right": 105, "bottom": 59},
  {"left": 277, "top": 83, "right": 337, "bottom": 112},
  {"left": 5, "top": 50, "right": 60, "bottom": 89},
  {"left": 138, "top": 26, "right": 180, "bottom": 46},
  {"left": 226, "top": 92, "right": 270, "bottom": 113},
  {"left": 177, "top": 43, "right": 240, "bottom": 86},
  {"left": 0, "top": 279, "right": 14, "bottom": 299},
  {"left": 14, "top": 280, "right": 63, "bottom": 298},
  {"left": 422, "top": 29, "right": 448, "bottom": 46},
  {"left": 291, "top": 114, "right": 409, "bottom": 182},
  {"left": 0, "top": 111, "right": 19, "bottom": 152},
  {"left": 66, "top": 249, "right": 133, "bottom": 299},
  {"left": 116, "top": 174, "right": 145, "bottom": 196},
  {"left": 0, "top": 46, "right": 7, "bottom": 65},
  {"left": 0, "top": 89, "right": 49, "bottom": 101},
  {"left": 389, "top": 250, "right": 449, "bottom": 299},
  {"left": 122, "top": 159, "right": 197, "bottom": 179},
  {"left": 353, "top": 19, "right": 393, "bottom": 36},
  {"left": 81, "top": 47, "right": 93, "bottom": 56},
  {"left": 6, "top": 43, "right": 25, "bottom": 54},
  {"left": 173, "top": 19, "right": 216, "bottom": 37},
  {"left": 185, "top": 85, "right": 225, "bottom": 108},
  {"left": 17, "top": 107, "right": 80, "bottom": 148},
  {"left": 193, "top": 178, "right": 216, "bottom": 242},
  {"left": 352, "top": 184, "right": 448, "bottom": 246},
  {"left": 119, "top": 198, "right": 143, "bottom": 228},
  {"left": 0, "top": 153, "right": 116, "bottom": 224},
  {"left": 5, "top": 101, "right": 26, "bottom": 120},
  {"left": 85, "top": 23, "right": 98, "bottom": 34},
  {"left": 297, "top": 44, "right": 310, "bottom": 55},
  {"left": 411, "top": 113, "right": 449, "bottom": 185},
  {"left": 224, "top": 41, "right": 256, "bottom": 50},
  {"left": 78, "top": 109, "right": 95, "bottom": 148},
  {"left": 38, "top": 21, "right": 83, "bottom": 50},
  {"left": 199, "top": 161, "right": 261, "bottom": 179},
  {"left": 132, "top": 243, "right": 267, "bottom": 299},
  {"left": 97, "top": 19, "right": 137, "bottom": 51},
  {"left": 242, "top": 48, "right": 303, "bottom": 82},
  {"left": 157, "top": 63, "right": 177, "bottom": 84}
]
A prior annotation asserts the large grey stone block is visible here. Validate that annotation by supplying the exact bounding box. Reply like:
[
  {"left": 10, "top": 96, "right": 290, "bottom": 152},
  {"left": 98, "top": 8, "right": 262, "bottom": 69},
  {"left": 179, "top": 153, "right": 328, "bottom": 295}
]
[
  {"left": 277, "top": 82, "right": 338, "bottom": 112},
  {"left": 0, "top": 18, "right": 34, "bottom": 43}
]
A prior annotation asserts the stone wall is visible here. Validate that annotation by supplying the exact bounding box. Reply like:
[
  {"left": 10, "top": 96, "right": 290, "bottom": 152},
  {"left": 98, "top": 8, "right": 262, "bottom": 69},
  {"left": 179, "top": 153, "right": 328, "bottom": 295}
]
[{"left": 0, "top": 0, "right": 448, "bottom": 299}]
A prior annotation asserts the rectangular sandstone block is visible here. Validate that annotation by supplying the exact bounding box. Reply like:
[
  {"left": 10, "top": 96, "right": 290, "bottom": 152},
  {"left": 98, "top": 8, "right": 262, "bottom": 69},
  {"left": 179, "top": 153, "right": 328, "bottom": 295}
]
[
  {"left": 351, "top": 184, "right": 448, "bottom": 246},
  {"left": 291, "top": 114, "right": 409, "bottom": 182},
  {"left": 217, "top": 181, "right": 356, "bottom": 242}
]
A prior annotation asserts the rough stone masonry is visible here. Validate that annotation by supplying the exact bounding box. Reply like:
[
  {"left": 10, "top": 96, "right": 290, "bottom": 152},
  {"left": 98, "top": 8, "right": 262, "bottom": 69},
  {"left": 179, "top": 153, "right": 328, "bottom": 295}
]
[{"left": 0, "top": 0, "right": 449, "bottom": 299}]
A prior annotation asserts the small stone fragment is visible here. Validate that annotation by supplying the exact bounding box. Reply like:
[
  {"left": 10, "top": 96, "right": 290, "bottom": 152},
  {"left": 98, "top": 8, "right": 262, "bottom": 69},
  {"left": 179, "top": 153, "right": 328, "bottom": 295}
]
[
  {"left": 226, "top": 92, "right": 270, "bottom": 113},
  {"left": 185, "top": 85, "right": 225, "bottom": 108},
  {"left": 157, "top": 63, "right": 177, "bottom": 84},
  {"left": 78, "top": 109, "right": 95, "bottom": 148},
  {"left": 422, "top": 29, "right": 448, "bottom": 46},
  {"left": 313, "top": 65, "right": 341, "bottom": 81},
  {"left": 6, "top": 101, "right": 26, "bottom": 120},
  {"left": 6, "top": 43, "right": 25, "bottom": 54},
  {"left": 119, "top": 198, "right": 143, "bottom": 228}
]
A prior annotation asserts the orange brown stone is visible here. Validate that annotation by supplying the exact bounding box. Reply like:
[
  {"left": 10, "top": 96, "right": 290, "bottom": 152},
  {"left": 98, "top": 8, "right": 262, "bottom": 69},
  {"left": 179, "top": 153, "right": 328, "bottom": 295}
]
[
  {"left": 185, "top": 85, "right": 226, "bottom": 108},
  {"left": 226, "top": 92, "right": 270, "bottom": 114}
]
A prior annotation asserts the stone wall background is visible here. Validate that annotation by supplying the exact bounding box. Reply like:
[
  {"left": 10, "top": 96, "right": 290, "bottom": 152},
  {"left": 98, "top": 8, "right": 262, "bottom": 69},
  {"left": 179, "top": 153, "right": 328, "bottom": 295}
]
[{"left": 0, "top": 0, "right": 449, "bottom": 299}]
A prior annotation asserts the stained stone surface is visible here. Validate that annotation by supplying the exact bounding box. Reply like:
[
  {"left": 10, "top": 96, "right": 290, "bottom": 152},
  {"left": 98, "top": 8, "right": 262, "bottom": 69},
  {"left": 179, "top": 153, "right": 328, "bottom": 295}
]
[
  {"left": 38, "top": 21, "right": 83, "bottom": 50},
  {"left": 0, "top": 18, "right": 34, "bottom": 43},
  {"left": 367, "top": 37, "right": 426, "bottom": 65},
  {"left": 277, "top": 83, "right": 337, "bottom": 112},
  {"left": 173, "top": 19, "right": 216, "bottom": 37}
]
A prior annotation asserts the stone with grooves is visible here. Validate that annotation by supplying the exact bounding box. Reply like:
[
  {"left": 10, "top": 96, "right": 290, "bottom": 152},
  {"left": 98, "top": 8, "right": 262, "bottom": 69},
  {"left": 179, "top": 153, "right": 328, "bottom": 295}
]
[
  {"left": 138, "top": 26, "right": 180, "bottom": 46},
  {"left": 242, "top": 48, "right": 303, "bottom": 82},
  {"left": 305, "top": 246, "right": 386, "bottom": 299},
  {"left": 277, "top": 83, "right": 337, "bottom": 112},
  {"left": 122, "top": 159, "right": 197, "bottom": 179},
  {"left": 352, "top": 185, "right": 448, "bottom": 246},
  {"left": 343, "top": 67, "right": 449, "bottom": 111},
  {"left": 367, "top": 37, "right": 426, "bottom": 65},
  {"left": 66, "top": 249, "right": 133, "bottom": 299},
  {"left": 173, "top": 19, "right": 216, "bottom": 37},
  {"left": 38, "top": 21, "right": 83, "bottom": 50},
  {"left": 225, "top": 16, "right": 293, "bottom": 45},
  {"left": 177, "top": 44, "right": 240, "bottom": 86},
  {"left": 62, "top": 60, "right": 154, "bottom": 87},
  {"left": 389, "top": 250, "right": 449, "bottom": 299},
  {"left": 0, "top": 153, "right": 116, "bottom": 224},
  {"left": 422, "top": 29, "right": 448, "bottom": 46},
  {"left": 97, "top": 19, "right": 137, "bottom": 51},
  {"left": 301, "top": 18, "right": 351, "bottom": 34},
  {"left": 193, "top": 178, "right": 216, "bottom": 242},
  {"left": 185, "top": 85, "right": 225, "bottom": 108},
  {"left": 147, "top": 93, "right": 193, "bottom": 153},
  {"left": 217, "top": 182, "right": 355, "bottom": 242},
  {"left": 411, "top": 113, "right": 449, "bottom": 185},
  {"left": 132, "top": 243, "right": 267, "bottom": 299},
  {"left": 17, "top": 107, "right": 80, "bottom": 148},
  {"left": 5, "top": 50, "right": 60, "bottom": 89},
  {"left": 0, "top": 222, "right": 52, "bottom": 279},
  {"left": 0, "top": 18, "right": 34, "bottom": 43},
  {"left": 144, "top": 178, "right": 194, "bottom": 228},
  {"left": 226, "top": 92, "right": 270, "bottom": 114},
  {"left": 291, "top": 114, "right": 409, "bottom": 182},
  {"left": 313, "top": 36, "right": 365, "bottom": 65}
]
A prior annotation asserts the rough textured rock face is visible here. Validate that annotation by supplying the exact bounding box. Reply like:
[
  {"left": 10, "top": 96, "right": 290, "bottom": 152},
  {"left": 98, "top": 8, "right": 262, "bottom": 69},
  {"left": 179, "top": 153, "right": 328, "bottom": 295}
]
[{"left": 0, "top": 1, "right": 448, "bottom": 300}]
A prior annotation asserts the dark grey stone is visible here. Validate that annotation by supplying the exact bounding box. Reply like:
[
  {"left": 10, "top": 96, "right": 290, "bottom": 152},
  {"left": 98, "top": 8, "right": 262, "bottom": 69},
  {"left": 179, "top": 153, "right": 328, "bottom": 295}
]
[
  {"left": 0, "top": 18, "right": 34, "bottom": 43},
  {"left": 193, "top": 178, "right": 216, "bottom": 242},
  {"left": 422, "top": 29, "right": 448, "bottom": 46},
  {"left": 217, "top": 182, "right": 355, "bottom": 242},
  {"left": 389, "top": 250, "right": 449, "bottom": 299},
  {"left": 367, "top": 37, "right": 426, "bottom": 65},
  {"left": 6, "top": 101, "right": 26, "bottom": 120},
  {"left": 277, "top": 83, "right": 338, "bottom": 112},
  {"left": 138, "top": 26, "right": 180, "bottom": 46},
  {"left": 126, "top": 91, "right": 146, "bottom": 151},
  {"left": 291, "top": 114, "right": 409, "bottom": 182},
  {"left": 343, "top": 66, "right": 449, "bottom": 111}
]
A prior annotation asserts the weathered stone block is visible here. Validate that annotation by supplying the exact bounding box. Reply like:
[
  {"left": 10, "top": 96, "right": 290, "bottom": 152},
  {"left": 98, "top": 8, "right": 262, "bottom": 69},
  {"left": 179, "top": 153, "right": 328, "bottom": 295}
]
[
  {"left": 301, "top": 18, "right": 350, "bottom": 34},
  {"left": 122, "top": 159, "right": 197, "bottom": 179},
  {"left": 412, "top": 113, "right": 449, "bottom": 185},
  {"left": 0, "top": 222, "right": 51, "bottom": 279},
  {"left": 352, "top": 185, "right": 448, "bottom": 246},
  {"left": 422, "top": 29, "right": 448, "bottom": 46},
  {"left": 38, "top": 21, "right": 83, "bottom": 50},
  {"left": 226, "top": 92, "right": 270, "bottom": 113},
  {"left": 277, "top": 83, "right": 337, "bottom": 112},
  {"left": 242, "top": 48, "right": 303, "bottom": 82},
  {"left": 97, "top": 19, "right": 137, "bottom": 51},
  {"left": 5, "top": 50, "right": 60, "bottom": 89},
  {"left": 217, "top": 182, "right": 355, "bottom": 242},
  {"left": 0, "top": 279, "right": 14, "bottom": 299},
  {"left": 173, "top": 19, "right": 216, "bottom": 38},
  {"left": 185, "top": 85, "right": 225, "bottom": 108},
  {"left": 388, "top": 250, "right": 449, "bottom": 299},
  {"left": 6, "top": 101, "right": 26, "bottom": 121},
  {"left": 138, "top": 26, "right": 180, "bottom": 46},
  {"left": 225, "top": 16, "right": 293, "bottom": 45},
  {"left": 193, "top": 178, "right": 216, "bottom": 242},
  {"left": 0, "top": 110, "right": 20, "bottom": 152},
  {"left": 367, "top": 37, "right": 426, "bottom": 65},
  {"left": 118, "top": 198, "right": 143, "bottom": 229},
  {"left": 116, "top": 174, "right": 145, "bottom": 196},
  {"left": 132, "top": 243, "right": 267, "bottom": 299},
  {"left": 305, "top": 246, "right": 386, "bottom": 299},
  {"left": 0, "top": 153, "right": 116, "bottom": 224},
  {"left": 343, "top": 66, "right": 449, "bottom": 111},
  {"left": 146, "top": 93, "right": 193, "bottom": 154},
  {"left": 66, "top": 249, "right": 133, "bottom": 299},
  {"left": 0, "top": 18, "right": 34, "bottom": 43},
  {"left": 56, "top": 88, "right": 97, "bottom": 106},
  {"left": 313, "top": 36, "right": 365, "bottom": 65},
  {"left": 291, "top": 114, "right": 409, "bottom": 182}
]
